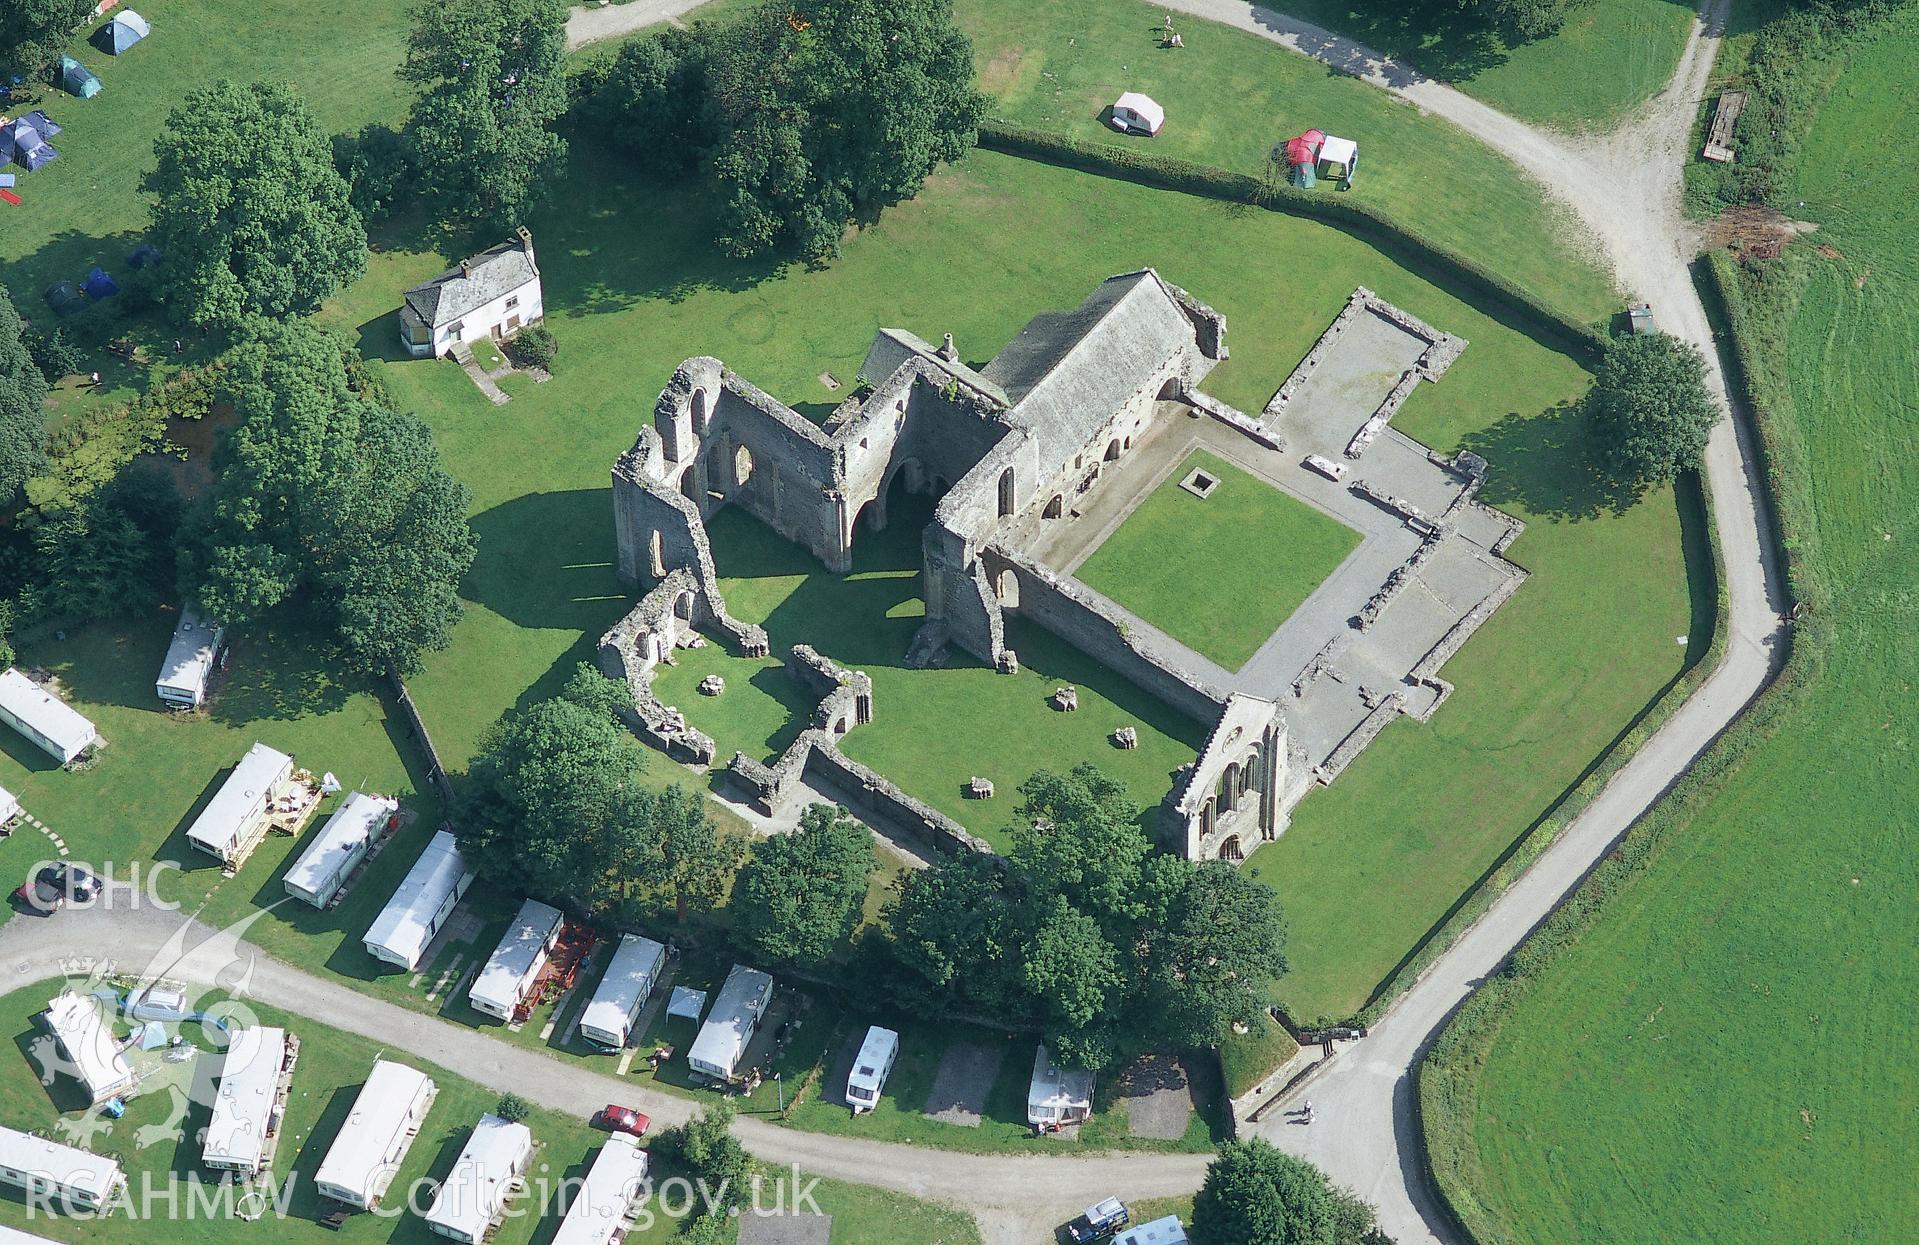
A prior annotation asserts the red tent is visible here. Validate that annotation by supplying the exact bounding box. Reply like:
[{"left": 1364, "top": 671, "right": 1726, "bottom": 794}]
[{"left": 1283, "top": 129, "right": 1326, "bottom": 166}]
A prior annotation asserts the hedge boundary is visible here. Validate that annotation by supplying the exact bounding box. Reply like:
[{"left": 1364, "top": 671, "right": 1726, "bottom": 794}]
[
  {"left": 975, "top": 121, "right": 1611, "bottom": 363},
  {"left": 1414, "top": 248, "right": 1826, "bottom": 1244}
]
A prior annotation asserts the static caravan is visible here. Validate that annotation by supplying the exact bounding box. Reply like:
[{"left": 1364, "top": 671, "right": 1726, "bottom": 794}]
[
  {"left": 1026, "top": 1045, "right": 1094, "bottom": 1128},
  {"left": 312, "top": 1059, "right": 437, "bottom": 1210},
  {"left": 39, "top": 991, "right": 136, "bottom": 1107},
  {"left": 467, "top": 898, "right": 565, "bottom": 1020},
  {"left": 363, "top": 830, "right": 476, "bottom": 970},
  {"left": 0, "top": 785, "right": 20, "bottom": 826},
  {"left": 155, "top": 605, "right": 225, "bottom": 708},
  {"left": 686, "top": 964, "right": 775, "bottom": 1082},
  {"left": 0, "top": 1125, "right": 126, "bottom": 1215},
  {"left": 203, "top": 1026, "right": 299, "bottom": 1176},
  {"left": 549, "top": 1134, "right": 649, "bottom": 1245},
  {"left": 0, "top": 1222, "right": 63, "bottom": 1243},
  {"left": 184, "top": 742, "right": 295, "bottom": 868},
  {"left": 421, "top": 1113, "right": 534, "bottom": 1243},
  {"left": 283, "top": 791, "right": 398, "bottom": 907},
  {"left": 0, "top": 668, "right": 98, "bottom": 765},
  {"left": 577, "top": 933, "right": 666, "bottom": 1050},
  {"left": 1115, "top": 1215, "right": 1190, "bottom": 1245},
  {"left": 843, "top": 1025, "right": 900, "bottom": 1114}
]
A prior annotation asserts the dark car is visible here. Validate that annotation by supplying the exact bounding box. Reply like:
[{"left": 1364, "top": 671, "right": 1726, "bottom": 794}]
[
  {"left": 1066, "top": 1197, "right": 1130, "bottom": 1243},
  {"left": 47, "top": 864, "right": 101, "bottom": 903}
]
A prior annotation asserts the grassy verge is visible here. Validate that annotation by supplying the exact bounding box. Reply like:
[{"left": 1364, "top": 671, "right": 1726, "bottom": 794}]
[{"left": 1419, "top": 7, "right": 1919, "bottom": 1230}]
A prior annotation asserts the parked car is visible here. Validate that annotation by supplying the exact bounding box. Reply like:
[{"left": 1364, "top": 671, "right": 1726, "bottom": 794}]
[
  {"left": 1066, "top": 1197, "right": 1130, "bottom": 1243},
  {"left": 1303, "top": 453, "right": 1347, "bottom": 481},
  {"left": 594, "top": 1103, "right": 651, "bottom": 1138},
  {"left": 50, "top": 863, "right": 101, "bottom": 903},
  {"left": 11, "top": 874, "right": 63, "bottom": 917}
]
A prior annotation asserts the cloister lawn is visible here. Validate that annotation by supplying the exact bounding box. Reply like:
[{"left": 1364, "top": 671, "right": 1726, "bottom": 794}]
[
  {"left": 1459, "top": 14, "right": 1919, "bottom": 1242},
  {"left": 1075, "top": 450, "right": 1362, "bottom": 671},
  {"left": 0, "top": 979, "right": 978, "bottom": 1244}
]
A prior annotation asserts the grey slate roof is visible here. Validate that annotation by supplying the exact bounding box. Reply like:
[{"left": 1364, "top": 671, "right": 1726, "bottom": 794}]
[
  {"left": 403, "top": 239, "right": 538, "bottom": 330},
  {"left": 861, "top": 328, "right": 1010, "bottom": 407},
  {"left": 984, "top": 270, "right": 1195, "bottom": 467}
]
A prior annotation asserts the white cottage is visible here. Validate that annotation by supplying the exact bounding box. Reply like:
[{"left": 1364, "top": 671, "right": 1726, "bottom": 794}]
[{"left": 399, "top": 227, "right": 544, "bottom": 358}]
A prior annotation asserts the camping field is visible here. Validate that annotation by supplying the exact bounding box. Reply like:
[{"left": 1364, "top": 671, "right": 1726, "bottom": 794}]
[
  {"left": 1443, "top": 10, "right": 1919, "bottom": 1242},
  {"left": 955, "top": 0, "right": 1619, "bottom": 323},
  {"left": 0, "top": 978, "right": 980, "bottom": 1244}
]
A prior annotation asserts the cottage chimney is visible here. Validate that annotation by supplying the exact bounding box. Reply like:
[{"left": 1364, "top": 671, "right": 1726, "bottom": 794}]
[
  {"left": 516, "top": 225, "right": 534, "bottom": 255},
  {"left": 938, "top": 332, "right": 958, "bottom": 363},
  {"left": 459, "top": 259, "right": 472, "bottom": 279}
]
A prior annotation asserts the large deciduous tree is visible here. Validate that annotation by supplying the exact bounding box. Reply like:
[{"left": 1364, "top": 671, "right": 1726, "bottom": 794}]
[
  {"left": 403, "top": 0, "right": 570, "bottom": 232},
  {"left": 184, "top": 319, "right": 474, "bottom": 672},
  {"left": 0, "top": 287, "right": 50, "bottom": 507},
  {"left": 1193, "top": 1139, "right": 1390, "bottom": 1245},
  {"left": 1591, "top": 331, "right": 1717, "bottom": 486},
  {"left": 733, "top": 804, "right": 876, "bottom": 966},
  {"left": 581, "top": 0, "right": 985, "bottom": 262},
  {"left": 0, "top": 0, "right": 90, "bottom": 80},
  {"left": 143, "top": 81, "right": 366, "bottom": 330}
]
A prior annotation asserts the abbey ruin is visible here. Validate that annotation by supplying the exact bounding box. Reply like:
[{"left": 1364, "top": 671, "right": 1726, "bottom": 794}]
[{"left": 604, "top": 272, "right": 1528, "bottom": 862}]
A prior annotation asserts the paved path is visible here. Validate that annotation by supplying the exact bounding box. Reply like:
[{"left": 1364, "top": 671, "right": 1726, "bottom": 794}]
[
  {"left": 1152, "top": 1, "right": 1790, "bottom": 1241},
  {"left": 566, "top": 0, "right": 709, "bottom": 49}
]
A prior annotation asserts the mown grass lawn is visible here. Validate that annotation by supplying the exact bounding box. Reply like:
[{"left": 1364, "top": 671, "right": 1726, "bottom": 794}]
[
  {"left": 1460, "top": 13, "right": 1919, "bottom": 1242},
  {"left": 1274, "top": 0, "right": 1696, "bottom": 131},
  {"left": 954, "top": 0, "right": 1619, "bottom": 323},
  {"left": 0, "top": 978, "right": 979, "bottom": 1244},
  {"left": 318, "top": 136, "right": 1698, "bottom": 1020},
  {"left": 1075, "top": 450, "right": 1363, "bottom": 671}
]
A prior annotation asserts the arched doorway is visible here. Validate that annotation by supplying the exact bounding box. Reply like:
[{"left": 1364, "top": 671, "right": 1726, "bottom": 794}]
[
  {"left": 997, "top": 467, "right": 1016, "bottom": 517},
  {"left": 1157, "top": 377, "right": 1182, "bottom": 401},
  {"left": 1218, "top": 835, "right": 1243, "bottom": 862},
  {"left": 996, "top": 569, "right": 1020, "bottom": 607},
  {"left": 1104, "top": 439, "right": 1121, "bottom": 462},
  {"left": 1043, "top": 495, "right": 1063, "bottom": 520}
]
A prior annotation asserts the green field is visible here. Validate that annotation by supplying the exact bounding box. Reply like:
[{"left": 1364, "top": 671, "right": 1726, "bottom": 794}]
[
  {"left": 1442, "top": 10, "right": 1919, "bottom": 1242},
  {"left": 1075, "top": 450, "right": 1362, "bottom": 670},
  {"left": 955, "top": 0, "right": 1618, "bottom": 323},
  {"left": 1274, "top": 0, "right": 1696, "bottom": 130},
  {"left": 0, "top": 979, "right": 977, "bottom": 1244}
]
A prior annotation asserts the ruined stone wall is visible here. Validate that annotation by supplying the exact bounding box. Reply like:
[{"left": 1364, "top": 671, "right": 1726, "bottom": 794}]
[{"left": 979, "top": 545, "right": 1228, "bottom": 725}]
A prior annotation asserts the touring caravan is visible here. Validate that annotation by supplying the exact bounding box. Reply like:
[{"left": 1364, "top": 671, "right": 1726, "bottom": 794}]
[{"left": 843, "top": 1025, "right": 900, "bottom": 1115}]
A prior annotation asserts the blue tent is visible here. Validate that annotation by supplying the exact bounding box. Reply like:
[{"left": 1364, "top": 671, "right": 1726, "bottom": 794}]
[
  {"left": 22, "top": 111, "right": 62, "bottom": 138},
  {"left": 1, "top": 117, "right": 58, "bottom": 171},
  {"left": 95, "top": 10, "right": 151, "bottom": 55},
  {"left": 128, "top": 242, "right": 161, "bottom": 269},
  {"left": 61, "top": 57, "right": 101, "bottom": 100},
  {"left": 84, "top": 267, "right": 120, "bottom": 300}
]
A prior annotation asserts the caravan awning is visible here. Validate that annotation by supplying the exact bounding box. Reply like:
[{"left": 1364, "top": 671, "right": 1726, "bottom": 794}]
[{"left": 1319, "top": 135, "right": 1358, "bottom": 169}]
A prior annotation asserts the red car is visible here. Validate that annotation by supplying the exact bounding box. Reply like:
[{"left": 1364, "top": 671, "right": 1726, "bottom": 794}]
[{"left": 595, "top": 1104, "right": 650, "bottom": 1137}]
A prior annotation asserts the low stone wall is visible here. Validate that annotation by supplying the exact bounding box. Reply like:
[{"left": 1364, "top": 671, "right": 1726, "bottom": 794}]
[
  {"left": 1189, "top": 391, "right": 1284, "bottom": 451},
  {"left": 596, "top": 574, "right": 719, "bottom": 765},
  {"left": 981, "top": 545, "right": 1228, "bottom": 725},
  {"left": 1312, "top": 689, "right": 1405, "bottom": 784},
  {"left": 386, "top": 663, "right": 454, "bottom": 809}
]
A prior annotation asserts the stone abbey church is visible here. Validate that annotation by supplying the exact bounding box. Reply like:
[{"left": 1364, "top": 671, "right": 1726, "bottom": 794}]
[{"left": 606, "top": 271, "right": 1525, "bottom": 862}]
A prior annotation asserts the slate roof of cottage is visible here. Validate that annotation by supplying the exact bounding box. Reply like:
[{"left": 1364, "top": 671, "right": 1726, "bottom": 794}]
[
  {"left": 983, "top": 269, "right": 1195, "bottom": 466},
  {"left": 403, "top": 240, "right": 538, "bottom": 329}
]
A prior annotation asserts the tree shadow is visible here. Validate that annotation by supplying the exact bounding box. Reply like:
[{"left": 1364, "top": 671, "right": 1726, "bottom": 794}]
[
  {"left": 522, "top": 133, "right": 788, "bottom": 320},
  {"left": 1459, "top": 398, "right": 1643, "bottom": 522},
  {"left": 462, "top": 489, "right": 628, "bottom": 633},
  {"left": 1256, "top": 3, "right": 1507, "bottom": 86},
  {"left": 206, "top": 621, "right": 360, "bottom": 725}
]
